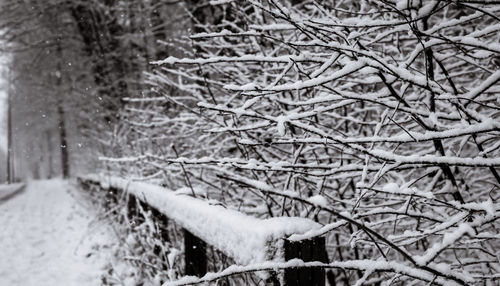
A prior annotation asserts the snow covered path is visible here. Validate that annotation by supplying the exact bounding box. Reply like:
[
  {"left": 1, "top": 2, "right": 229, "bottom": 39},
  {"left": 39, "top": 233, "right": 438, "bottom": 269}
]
[{"left": 0, "top": 179, "right": 113, "bottom": 285}]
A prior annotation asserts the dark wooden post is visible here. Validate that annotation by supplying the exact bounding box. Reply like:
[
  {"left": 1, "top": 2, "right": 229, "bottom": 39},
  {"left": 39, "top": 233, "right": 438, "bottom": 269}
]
[
  {"left": 150, "top": 206, "right": 171, "bottom": 271},
  {"left": 127, "top": 194, "right": 137, "bottom": 220},
  {"left": 149, "top": 207, "right": 170, "bottom": 242},
  {"left": 284, "top": 236, "right": 328, "bottom": 286},
  {"left": 184, "top": 229, "right": 207, "bottom": 277},
  {"left": 104, "top": 187, "right": 119, "bottom": 212}
]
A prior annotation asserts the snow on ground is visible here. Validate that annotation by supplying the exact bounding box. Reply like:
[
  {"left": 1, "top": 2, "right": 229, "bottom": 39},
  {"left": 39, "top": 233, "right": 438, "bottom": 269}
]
[{"left": 0, "top": 179, "right": 115, "bottom": 286}]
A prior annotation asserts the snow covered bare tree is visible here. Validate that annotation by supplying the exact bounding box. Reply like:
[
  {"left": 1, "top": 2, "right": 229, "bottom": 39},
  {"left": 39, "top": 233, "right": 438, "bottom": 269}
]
[{"left": 111, "top": 1, "right": 500, "bottom": 284}]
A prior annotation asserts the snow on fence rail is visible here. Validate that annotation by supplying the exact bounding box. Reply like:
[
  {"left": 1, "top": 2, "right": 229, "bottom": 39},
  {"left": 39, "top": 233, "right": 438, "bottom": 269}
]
[
  {"left": 0, "top": 183, "right": 25, "bottom": 202},
  {"left": 78, "top": 175, "right": 328, "bottom": 285}
]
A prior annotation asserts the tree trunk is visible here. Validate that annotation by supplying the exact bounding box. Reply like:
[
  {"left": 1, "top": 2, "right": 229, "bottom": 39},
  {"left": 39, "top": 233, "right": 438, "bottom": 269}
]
[
  {"left": 46, "top": 130, "right": 53, "bottom": 179},
  {"left": 57, "top": 103, "right": 69, "bottom": 179},
  {"left": 6, "top": 84, "right": 13, "bottom": 183},
  {"left": 56, "top": 40, "right": 70, "bottom": 179}
]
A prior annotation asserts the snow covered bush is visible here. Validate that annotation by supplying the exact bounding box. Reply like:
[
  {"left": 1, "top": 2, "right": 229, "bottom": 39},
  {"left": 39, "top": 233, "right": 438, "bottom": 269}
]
[
  {"left": 105, "top": 0, "right": 500, "bottom": 285},
  {"left": 79, "top": 181, "right": 181, "bottom": 285}
]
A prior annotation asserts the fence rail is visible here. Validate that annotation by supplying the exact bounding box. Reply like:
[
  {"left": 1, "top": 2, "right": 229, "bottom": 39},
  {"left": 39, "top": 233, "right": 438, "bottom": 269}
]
[
  {"left": 78, "top": 175, "right": 328, "bottom": 285},
  {"left": 0, "top": 183, "right": 25, "bottom": 202}
]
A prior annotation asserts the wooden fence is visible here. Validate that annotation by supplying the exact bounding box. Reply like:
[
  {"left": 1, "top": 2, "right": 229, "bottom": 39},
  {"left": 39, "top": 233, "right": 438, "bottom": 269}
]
[
  {"left": 78, "top": 176, "right": 328, "bottom": 285},
  {"left": 0, "top": 183, "right": 25, "bottom": 202}
]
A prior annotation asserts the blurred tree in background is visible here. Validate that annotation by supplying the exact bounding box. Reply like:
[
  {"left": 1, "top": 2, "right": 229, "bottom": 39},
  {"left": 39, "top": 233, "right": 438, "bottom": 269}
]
[{"left": 0, "top": 0, "right": 188, "bottom": 178}]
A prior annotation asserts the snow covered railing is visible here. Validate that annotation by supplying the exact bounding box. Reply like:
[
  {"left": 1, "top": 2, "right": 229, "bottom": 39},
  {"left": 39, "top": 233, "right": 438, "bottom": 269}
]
[
  {"left": 78, "top": 175, "right": 327, "bottom": 285},
  {"left": 0, "top": 183, "right": 25, "bottom": 202}
]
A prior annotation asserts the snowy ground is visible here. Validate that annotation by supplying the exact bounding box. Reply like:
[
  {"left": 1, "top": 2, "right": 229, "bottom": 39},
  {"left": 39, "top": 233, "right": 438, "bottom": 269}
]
[{"left": 0, "top": 179, "right": 115, "bottom": 285}]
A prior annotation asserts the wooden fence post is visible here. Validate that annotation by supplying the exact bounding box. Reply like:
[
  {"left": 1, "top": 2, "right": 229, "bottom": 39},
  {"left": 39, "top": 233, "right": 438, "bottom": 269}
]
[
  {"left": 150, "top": 207, "right": 170, "bottom": 242},
  {"left": 183, "top": 229, "right": 207, "bottom": 277},
  {"left": 104, "top": 187, "right": 118, "bottom": 211},
  {"left": 284, "top": 236, "right": 328, "bottom": 286},
  {"left": 127, "top": 194, "right": 137, "bottom": 220}
]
